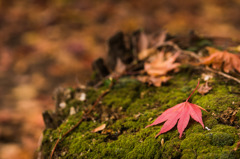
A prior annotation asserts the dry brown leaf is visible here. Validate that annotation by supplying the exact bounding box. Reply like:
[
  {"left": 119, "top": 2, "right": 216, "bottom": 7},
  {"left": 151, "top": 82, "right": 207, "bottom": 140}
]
[
  {"left": 144, "top": 51, "right": 180, "bottom": 76},
  {"left": 148, "top": 76, "right": 171, "bottom": 87},
  {"left": 115, "top": 58, "right": 126, "bottom": 74},
  {"left": 161, "top": 138, "right": 164, "bottom": 146},
  {"left": 137, "top": 75, "right": 171, "bottom": 87},
  {"left": 91, "top": 124, "right": 106, "bottom": 133},
  {"left": 138, "top": 48, "right": 156, "bottom": 60},
  {"left": 137, "top": 31, "right": 167, "bottom": 60},
  {"left": 150, "top": 30, "right": 167, "bottom": 47},
  {"left": 137, "top": 51, "right": 180, "bottom": 87},
  {"left": 198, "top": 81, "right": 212, "bottom": 95},
  {"left": 137, "top": 31, "right": 149, "bottom": 53},
  {"left": 110, "top": 58, "right": 127, "bottom": 78},
  {"left": 201, "top": 47, "right": 240, "bottom": 73}
]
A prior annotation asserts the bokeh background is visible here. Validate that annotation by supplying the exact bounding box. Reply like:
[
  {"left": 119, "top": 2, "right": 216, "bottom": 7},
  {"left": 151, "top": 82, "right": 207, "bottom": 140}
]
[{"left": 1, "top": 0, "right": 240, "bottom": 158}]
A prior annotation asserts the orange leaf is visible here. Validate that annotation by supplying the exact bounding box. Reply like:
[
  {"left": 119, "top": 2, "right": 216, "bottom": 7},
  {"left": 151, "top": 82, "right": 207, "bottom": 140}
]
[
  {"left": 137, "top": 75, "right": 171, "bottom": 87},
  {"left": 144, "top": 51, "right": 180, "bottom": 76},
  {"left": 201, "top": 47, "right": 240, "bottom": 73}
]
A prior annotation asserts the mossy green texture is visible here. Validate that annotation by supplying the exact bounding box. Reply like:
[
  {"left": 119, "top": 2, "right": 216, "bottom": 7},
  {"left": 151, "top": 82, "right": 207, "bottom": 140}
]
[
  {"left": 181, "top": 125, "right": 238, "bottom": 159},
  {"left": 41, "top": 72, "right": 240, "bottom": 158}
]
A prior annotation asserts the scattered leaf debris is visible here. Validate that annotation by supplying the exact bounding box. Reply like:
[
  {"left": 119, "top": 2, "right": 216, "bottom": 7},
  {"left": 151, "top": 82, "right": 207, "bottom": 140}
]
[
  {"left": 198, "top": 81, "right": 212, "bottom": 95},
  {"left": 91, "top": 124, "right": 107, "bottom": 133},
  {"left": 200, "top": 47, "right": 240, "bottom": 73}
]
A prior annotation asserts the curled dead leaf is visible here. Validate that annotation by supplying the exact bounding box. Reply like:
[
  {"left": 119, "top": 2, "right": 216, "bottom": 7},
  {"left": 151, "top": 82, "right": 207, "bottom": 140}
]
[
  {"left": 91, "top": 124, "right": 106, "bottom": 133},
  {"left": 198, "top": 81, "right": 212, "bottom": 95},
  {"left": 161, "top": 138, "right": 164, "bottom": 146},
  {"left": 200, "top": 47, "right": 240, "bottom": 73},
  {"left": 234, "top": 141, "right": 240, "bottom": 151}
]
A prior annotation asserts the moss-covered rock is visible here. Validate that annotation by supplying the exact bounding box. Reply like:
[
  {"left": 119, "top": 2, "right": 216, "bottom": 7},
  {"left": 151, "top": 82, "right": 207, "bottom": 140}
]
[{"left": 40, "top": 70, "right": 240, "bottom": 158}]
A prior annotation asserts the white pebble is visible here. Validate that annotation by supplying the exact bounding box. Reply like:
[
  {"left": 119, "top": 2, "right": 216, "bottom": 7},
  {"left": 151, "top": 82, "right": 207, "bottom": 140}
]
[
  {"left": 79, "top": 93, "right": 86, "bottom": 101},
  {"left": 69, "top": 107, "right": 76, "bottom": 115},
  {"left": 59, "top": 102, "right": 66, "bottom": 109}
]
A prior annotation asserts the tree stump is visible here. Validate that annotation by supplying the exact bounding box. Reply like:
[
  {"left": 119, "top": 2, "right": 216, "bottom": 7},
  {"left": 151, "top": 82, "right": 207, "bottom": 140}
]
[{"left": 39, "top": 31, "right": 240, "bottom": 159}]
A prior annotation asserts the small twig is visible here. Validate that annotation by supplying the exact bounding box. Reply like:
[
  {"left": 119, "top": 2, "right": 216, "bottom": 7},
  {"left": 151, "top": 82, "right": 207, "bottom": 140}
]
[
  {"left": 182, "top": 50, "right": 201, "bottom": 61},
  {"left": 93, "top": 74, "right": 111, "bottom": 88},
  {"left": 205, "top": 66, "right": 240, "bottom": 84},
  {"left": 50, "top": 80, "right": 114, "bottom": 158},
  {"left": 172, "top": 45, "right": 240, "bottom": 84}
]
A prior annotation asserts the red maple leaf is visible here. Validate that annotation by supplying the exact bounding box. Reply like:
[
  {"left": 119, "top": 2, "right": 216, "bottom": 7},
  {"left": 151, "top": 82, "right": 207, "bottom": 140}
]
[{"left": 146, "top": 80, "right": 207, "bottom": 138}]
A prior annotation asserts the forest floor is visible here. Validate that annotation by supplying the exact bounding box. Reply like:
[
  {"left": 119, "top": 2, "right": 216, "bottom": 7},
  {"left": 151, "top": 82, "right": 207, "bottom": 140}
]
[{"left": 1, "top": 0, "right": 240, "bottom": 158}]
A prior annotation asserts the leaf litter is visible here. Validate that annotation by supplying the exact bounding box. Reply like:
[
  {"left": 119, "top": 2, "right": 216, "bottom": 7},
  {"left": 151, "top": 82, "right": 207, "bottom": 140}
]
[
  {"left": 137, "top": 51, "right": 180, "bottom": 87},
  {"left": 200, "top": 47, "right": 240, "bottom": 73},
  {"left": 198, "top": 81, "right": 212, "bottom": 95}
]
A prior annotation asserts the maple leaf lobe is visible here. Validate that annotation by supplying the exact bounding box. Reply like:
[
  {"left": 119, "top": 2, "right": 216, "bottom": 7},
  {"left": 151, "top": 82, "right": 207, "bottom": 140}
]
[{"left": 146, "top": 80, "right": 206, "bottom": 138}]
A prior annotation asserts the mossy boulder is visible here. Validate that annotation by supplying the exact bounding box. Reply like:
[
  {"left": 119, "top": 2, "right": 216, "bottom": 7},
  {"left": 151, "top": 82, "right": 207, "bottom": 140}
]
[{"left": 40, "top": 70, "right": 240, "bottom": 158}]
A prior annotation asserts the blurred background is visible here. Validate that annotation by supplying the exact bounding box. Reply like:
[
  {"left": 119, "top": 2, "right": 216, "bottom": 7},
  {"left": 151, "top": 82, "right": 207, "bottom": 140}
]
[{"left": 1, "top": 0, "right": 240, "bottom": 158}]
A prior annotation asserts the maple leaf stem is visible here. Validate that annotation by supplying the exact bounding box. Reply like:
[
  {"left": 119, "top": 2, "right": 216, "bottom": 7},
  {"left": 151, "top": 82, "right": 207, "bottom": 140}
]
[{"left": 186, "top": 79, "right": 200, "bottom": 102}]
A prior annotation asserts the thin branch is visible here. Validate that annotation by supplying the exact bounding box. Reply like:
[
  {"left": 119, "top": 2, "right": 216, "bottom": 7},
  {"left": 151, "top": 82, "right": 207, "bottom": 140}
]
[
  {"left": 50, "top": 80, "right": 114, "bottom": 159},
  {"left": 182, "top": 50, "right": 201, "bottom": 61},
  {"left": 174, "top": 45, "right": 240, "bottom": 84},
  {"left": 205, "top": 66, "right": 240, "bottom": 84}
]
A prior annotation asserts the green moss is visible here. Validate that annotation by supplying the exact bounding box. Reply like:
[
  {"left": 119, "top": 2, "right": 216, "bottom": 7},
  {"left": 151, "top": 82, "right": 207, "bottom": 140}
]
[
  {"left": 102, "top": 78, "right": 141, "bottom": 110},
  {"left": 210, "top": 132, "right": 235, "bottom": 146},
  {"left": 41, "top": 70, "right": 240, "bottom": 158},
  {"left": 66, "top": 132, "right": 107, "bottom": 158},
  {"left": 181, "top": 124, "right": 239, "bottom": 159},
  {"left": 160, "top": 138, "right": 182, "bottom": 158}
]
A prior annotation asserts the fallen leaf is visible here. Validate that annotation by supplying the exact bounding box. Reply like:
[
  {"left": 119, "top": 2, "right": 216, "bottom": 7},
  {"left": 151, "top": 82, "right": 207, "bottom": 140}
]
[
  {"left": 150, "top": 30, "right": 167, "bottom": 48},
  {"left": 137, "top": 75, "right": 171, "bottom": 87},
  {"left": 114, "top": 58, "right": 126, "bottom": 74},
  {"left": 200, "top": 47, "right": 240, "bottom": 73},
  {"left": 134, "top": 112, "right": 142, "bottom": 119},
  {"left": 144, "top": 51, "right": 180, "bottom": 77},
  {"left": 160, "top": 138, "right": 164, "bottom": 146},
  {"left": 137, "top": 31, "right": 167, "bottom": 60},
  {"left": 198, "top": 81, "right": 212, "bottom": 95},
  {"left": 146, "top": 80, "right": 207, "bottom": 138},
  {"left": 234, "top": 141, "right": 240, "bottom": 151},
  {"left": 219, "top": 107, "right": 238, "bottom": 125},
  {"left": 138, "top": 48, "right": 157, "bottom": 60},
  {"left": 137, "top": 31, "right": 149, "bottom": 54},
  {"left": 137, "top": 51, "right": 180, "bottom": 87},
  {"left": 228, "top": 45, "right": 240, "bottom": 52},
  {"left": 91, "top": 124, "right": 106, "bottom": 133}
]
